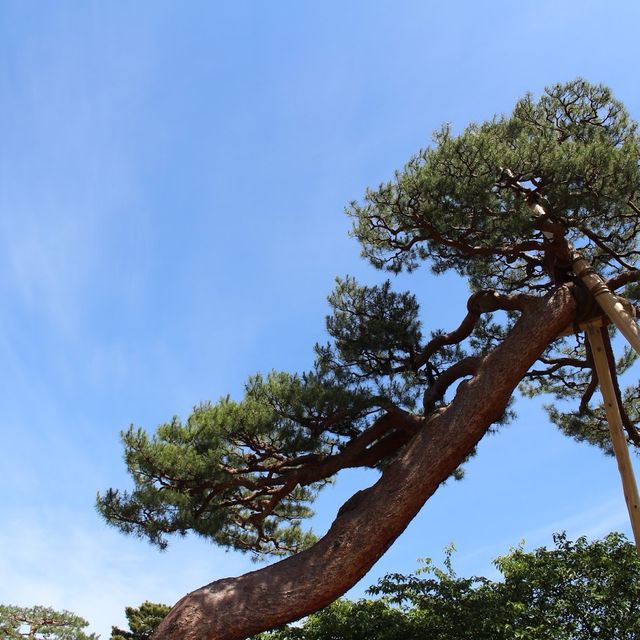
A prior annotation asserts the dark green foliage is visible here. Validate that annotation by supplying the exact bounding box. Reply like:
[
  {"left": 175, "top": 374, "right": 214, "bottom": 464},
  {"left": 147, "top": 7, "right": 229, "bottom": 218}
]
[
  {"left": 97, "top": 382, "right": 328, "bottom": 555},
  {"left": 111, "top": 601, "right": 171, "bottom": 640},
  {"left": 316, "top": 276, "right": 425, "bottom": 408},
  {"left": 490, "top": 532, "right": 640, "bottom": 639},
  {"left": 97, "top": 273, "right": 480, "bottom": 554},
  {"left": 0, "top": 605, "right": 97, "bottom": 640},
  {"left": 322, "top": 277, "right": 422, "bottom": 383},
  {"left": 349, "top": 79, "right": 640, "bottom": 292},
  {"left": 97, "top": 274, "right": 461, "bottom": 555},
  {"left": 257, "top": 533, "right": 640, "bottom": 640},
  {"left": 99, "top": 80, "right": 640, "bottom": 556},
  {"left": 522, "top": 327, "right": 640, "bottom": 452},
  {"left": 254, "top": 600, "right": 415, "bottom": 640}
]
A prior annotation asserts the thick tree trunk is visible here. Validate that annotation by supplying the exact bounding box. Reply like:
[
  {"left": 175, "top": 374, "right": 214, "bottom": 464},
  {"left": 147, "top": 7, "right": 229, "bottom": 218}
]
[{"left": 153, "top": 286, "right": 576, "bottom": 640}]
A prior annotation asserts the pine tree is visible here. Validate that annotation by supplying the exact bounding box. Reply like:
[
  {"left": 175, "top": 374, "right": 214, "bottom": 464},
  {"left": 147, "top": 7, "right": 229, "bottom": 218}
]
[
  {"left": 111, "top": 602, "right": 171, "bottom": 640},
  {"left": 98, "top": 80, "right": 640, "bottom": 639},
  {"left": 0, "top": 605, "right": 97, "bottom": 640}
]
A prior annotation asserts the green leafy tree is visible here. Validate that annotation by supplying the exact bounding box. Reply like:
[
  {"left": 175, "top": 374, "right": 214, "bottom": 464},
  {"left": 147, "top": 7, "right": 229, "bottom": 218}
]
[
  {"left": 98, "top": 80, "right": 640, "bottom": 639},
  {"left": 111, "top": 602, "right": 171, "bottom": 640},
  {"left": 0, "top": 605, "right": 97, "bottom": 640},
  {"left": 491, "top": 533, "right": 640, "bottom": 639},
  {"left": 254, "top": 600, "right": 415, "bottom": 640},
  {"left": 259, "top": 533, "right": 640, "bottom": 640}
]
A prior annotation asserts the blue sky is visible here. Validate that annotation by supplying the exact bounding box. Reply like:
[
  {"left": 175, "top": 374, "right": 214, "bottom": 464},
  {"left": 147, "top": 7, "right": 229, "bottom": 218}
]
[{"left": 1, "top": 1, "right": 640, "bottom": 637}]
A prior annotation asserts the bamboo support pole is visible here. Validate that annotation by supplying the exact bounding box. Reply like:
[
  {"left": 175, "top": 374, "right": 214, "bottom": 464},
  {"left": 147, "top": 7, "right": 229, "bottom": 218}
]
[
  {"left": 586, "top": 324, "right": 640, "bottom": 552},
  {"left": 572, "top": 255, "right": 640, "bottom": 356}
]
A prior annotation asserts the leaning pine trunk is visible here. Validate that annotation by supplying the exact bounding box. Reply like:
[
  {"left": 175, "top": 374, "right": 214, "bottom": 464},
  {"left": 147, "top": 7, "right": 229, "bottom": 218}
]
[{"left": 153, "top": 286, "right": 576, "bottom": 640}]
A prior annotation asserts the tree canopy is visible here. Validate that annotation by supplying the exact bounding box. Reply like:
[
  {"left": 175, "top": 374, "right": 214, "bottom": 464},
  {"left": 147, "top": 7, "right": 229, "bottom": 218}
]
[
  {"left": 258, "top": 533, "right": 640, "bottom": 640},
  {"left": 97, "top": 80, "right": 640, "bottom": 639},
  {"left": 111, "top": 602, "right": 172, "bottom": 640},
  {"left": 0, "top": 605, "right": 97, "bottom": 640}
]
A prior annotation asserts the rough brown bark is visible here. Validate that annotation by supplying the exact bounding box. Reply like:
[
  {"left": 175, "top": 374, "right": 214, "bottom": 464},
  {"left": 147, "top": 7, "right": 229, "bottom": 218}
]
[{"left": 153, "top": 286, "right": 576, "bottom": 640}]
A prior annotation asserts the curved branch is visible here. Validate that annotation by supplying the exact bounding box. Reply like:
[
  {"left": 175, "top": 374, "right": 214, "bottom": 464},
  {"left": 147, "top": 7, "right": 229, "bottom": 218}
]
[
  {"left": 378, "top": 220, "right": 543, "bottom": 262},
  {"left": 466, "top": 290, "right": 537, "bottom": 314},
  {"left": 423, "top": 356, "right": 482, "bottom": 413},
  {"left": 525, "top": 354, "right": 590, "bottom": 378},
  {"left": 280, "top": 409, "right": 420, "bottom": 486},
  {"left": 152, "top": 286, "right": 576, "bottom": 640},
  {"left": 579, "top": 225, "right": 638, "bottom": 271},
  {"left": 414, "top": 289, "right": 536, "bottom": 372},
  {"left": 579, "top": 373, "right": 598, "bottom": 413},
  {"left": 607, "top": 270, "right": 640, "bottom": 292},
  {"left": 414, "top": 312, "right": 478, "bottom": 368}
]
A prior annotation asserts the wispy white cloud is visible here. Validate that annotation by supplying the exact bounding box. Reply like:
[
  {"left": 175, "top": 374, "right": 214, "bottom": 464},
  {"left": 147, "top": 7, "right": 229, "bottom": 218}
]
[
  {"left": 455, "top": 491, "right": 631, "bottom": 580},
  {"left": 0, "top": 8, "right": 155, "bottom": 339},
  {"left": 513, "top": 493, "right": 630, "bottom": 548},
  {"left": 1, "top": 215, "right": 90, "bottom": 334},
  {"left": 0, "top": 508, "right": 255, "bottom": 638}
]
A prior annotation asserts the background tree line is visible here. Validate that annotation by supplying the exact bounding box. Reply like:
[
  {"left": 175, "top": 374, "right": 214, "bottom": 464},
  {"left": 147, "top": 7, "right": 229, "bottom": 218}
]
[{"left": 4, "top": 533, "right": 638, "bottom": 639}]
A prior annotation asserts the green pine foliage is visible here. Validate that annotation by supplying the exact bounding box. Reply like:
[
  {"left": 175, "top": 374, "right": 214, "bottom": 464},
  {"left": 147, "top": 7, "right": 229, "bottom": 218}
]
[
  {"left": 0, "top": 605, "right": 97, "bottom": 640},
  {"left": 111, "top": 602, "right": 171, "bottom": 640},
  {"left": 349, "top": 80, "right": 640, "bottom": 291},
  {"left": 97, "top": 276, "right": 432, "bottom": 555}
]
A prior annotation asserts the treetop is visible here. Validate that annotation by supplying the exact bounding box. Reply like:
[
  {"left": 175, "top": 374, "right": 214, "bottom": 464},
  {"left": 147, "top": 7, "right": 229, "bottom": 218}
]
[{"left": 350, "top": 79, "right": 640, "bottom": 292}]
